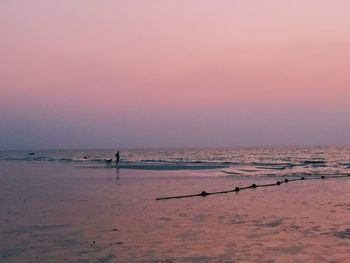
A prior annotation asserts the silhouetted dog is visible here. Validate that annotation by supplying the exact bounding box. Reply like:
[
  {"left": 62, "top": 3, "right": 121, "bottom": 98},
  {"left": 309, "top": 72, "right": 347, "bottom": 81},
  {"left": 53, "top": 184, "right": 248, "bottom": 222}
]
[{"left": 104, "top": 159, "right": 113, "bottom": 165}]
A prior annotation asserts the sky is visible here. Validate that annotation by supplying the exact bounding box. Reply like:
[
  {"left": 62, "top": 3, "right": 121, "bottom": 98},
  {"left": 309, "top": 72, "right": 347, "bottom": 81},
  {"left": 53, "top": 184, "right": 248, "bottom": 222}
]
[{"left": 1, "top": 0, "right": 350, "bottom": 149}]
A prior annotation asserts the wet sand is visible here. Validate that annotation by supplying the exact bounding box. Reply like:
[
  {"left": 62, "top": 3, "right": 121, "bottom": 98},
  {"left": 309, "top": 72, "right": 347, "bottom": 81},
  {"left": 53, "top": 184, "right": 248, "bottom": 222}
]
[{"left": 1, "top": 161, "right": 350, "bottom": 262}]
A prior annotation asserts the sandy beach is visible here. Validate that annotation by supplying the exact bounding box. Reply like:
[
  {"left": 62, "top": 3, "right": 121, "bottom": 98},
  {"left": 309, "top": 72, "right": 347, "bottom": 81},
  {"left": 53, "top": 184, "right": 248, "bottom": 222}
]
[{"left": 1, "top": 160, "right": 349, "bottom": 262}]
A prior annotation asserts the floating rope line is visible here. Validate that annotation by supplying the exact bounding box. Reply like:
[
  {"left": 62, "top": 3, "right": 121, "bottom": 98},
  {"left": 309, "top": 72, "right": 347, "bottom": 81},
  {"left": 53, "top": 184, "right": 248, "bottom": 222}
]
[{"left": 156, "top": 174, "right": 350, "bottom": 201}]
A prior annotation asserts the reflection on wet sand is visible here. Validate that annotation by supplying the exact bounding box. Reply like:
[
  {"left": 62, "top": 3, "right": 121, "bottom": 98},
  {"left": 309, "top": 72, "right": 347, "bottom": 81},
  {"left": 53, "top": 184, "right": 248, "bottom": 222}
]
[
  {"left": 1, "top": 161, "right": 350, "bottom": 262},
  {"left": 115, "top": 167, "right": 120, "bottom": 181}
]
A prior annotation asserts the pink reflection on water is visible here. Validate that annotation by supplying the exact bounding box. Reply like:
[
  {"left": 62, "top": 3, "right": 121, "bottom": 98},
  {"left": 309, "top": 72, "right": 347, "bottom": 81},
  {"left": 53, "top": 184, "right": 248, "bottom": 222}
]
[{"left": 1, "top": 161, "right": 349, "bottom": 262}]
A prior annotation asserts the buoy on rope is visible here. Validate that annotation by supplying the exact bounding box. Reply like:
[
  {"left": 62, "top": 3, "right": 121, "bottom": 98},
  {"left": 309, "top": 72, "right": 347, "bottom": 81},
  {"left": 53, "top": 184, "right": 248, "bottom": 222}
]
[{"left": 156, "top": 174, "right": 350, "bottom": 201}]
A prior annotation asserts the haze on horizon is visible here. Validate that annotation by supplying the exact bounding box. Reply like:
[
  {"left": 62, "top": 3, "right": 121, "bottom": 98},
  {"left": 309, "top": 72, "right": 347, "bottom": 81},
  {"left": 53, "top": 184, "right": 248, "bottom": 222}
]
[{"left": 1, "top": 1, "right": 350, "bottom": 150}]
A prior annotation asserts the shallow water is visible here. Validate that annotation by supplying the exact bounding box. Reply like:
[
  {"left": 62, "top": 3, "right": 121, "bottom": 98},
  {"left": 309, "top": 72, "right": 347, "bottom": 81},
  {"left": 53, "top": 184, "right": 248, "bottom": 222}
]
[
  {"left": 1, "top": 146, "right": 350, "bottom": 177},
  {"left": 1, "top": 160, "right": 349, "bottom": 262}
]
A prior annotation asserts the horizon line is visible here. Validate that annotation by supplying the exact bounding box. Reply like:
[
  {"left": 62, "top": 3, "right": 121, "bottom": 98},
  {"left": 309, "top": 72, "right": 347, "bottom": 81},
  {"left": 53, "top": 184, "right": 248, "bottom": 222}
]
[{"left": 2, "top": 144, "right": 350, "bottom": 151}]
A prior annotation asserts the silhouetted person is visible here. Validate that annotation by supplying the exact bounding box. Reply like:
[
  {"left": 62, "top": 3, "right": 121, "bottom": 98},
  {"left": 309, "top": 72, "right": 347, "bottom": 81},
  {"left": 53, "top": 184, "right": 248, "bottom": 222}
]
[{"left": 115, "top": 151, "right": 120, "bottom": 165}]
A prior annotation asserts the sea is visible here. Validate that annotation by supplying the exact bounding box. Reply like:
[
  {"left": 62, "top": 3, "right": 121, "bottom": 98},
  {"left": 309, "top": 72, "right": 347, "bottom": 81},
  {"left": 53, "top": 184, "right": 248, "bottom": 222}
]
[
  {"left": 1, "top": 145, "right": 350, "bottom": 177},
  {"left": 1, "top": 146, "right": 350, "bottom": 262}
]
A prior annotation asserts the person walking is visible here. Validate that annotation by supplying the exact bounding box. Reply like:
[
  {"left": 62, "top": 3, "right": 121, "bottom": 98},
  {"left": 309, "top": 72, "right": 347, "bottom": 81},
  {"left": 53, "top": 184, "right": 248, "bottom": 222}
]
[{"left": 115, "top": 151, "right": 120, "bottom": 165}]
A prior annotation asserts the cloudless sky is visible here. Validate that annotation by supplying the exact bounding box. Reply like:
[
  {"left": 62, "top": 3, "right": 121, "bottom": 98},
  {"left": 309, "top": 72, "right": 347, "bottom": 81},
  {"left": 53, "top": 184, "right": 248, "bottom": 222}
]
[{"left": 1, "top": 1, "right": 350, "bottom": 149}]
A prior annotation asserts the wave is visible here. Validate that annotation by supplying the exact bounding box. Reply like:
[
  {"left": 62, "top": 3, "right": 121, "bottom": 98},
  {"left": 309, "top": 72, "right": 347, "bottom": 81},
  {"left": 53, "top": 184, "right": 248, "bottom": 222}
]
[
  {"left": 255, "top": 166, "right": 287, "bottom": 170},
  {"left": 238, "top": 168, "right": 260, "bottom": 172},
  {"left": 221, "top": 171, "right": 240, "bottom": 175},
  {"left": 250, "top": 162, "right": 295, "bottom": 167},
  {"left": 301, "top": 160, "right": 325, "bottom": 164},
  {"left": 0, "top": 153, "right": 345, "bottom": 173}
]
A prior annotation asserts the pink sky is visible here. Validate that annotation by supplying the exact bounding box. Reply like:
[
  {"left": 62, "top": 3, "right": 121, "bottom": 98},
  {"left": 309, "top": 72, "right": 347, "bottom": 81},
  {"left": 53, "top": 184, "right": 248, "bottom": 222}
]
[{"left": 1, "top": 1, "right": 350, "bottom": 149}]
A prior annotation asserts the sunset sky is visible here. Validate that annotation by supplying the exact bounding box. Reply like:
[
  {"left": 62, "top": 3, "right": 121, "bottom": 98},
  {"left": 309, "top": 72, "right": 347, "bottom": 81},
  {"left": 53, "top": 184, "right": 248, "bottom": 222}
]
[{"left": 1, "top": 1, "right": 350, "bottom": 149}]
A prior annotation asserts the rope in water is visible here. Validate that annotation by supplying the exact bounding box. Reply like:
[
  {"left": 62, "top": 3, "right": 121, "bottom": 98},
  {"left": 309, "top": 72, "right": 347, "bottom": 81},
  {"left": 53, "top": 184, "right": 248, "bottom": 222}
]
[{"left": 156, "top": 174, "right": 350, "bottom": 201}]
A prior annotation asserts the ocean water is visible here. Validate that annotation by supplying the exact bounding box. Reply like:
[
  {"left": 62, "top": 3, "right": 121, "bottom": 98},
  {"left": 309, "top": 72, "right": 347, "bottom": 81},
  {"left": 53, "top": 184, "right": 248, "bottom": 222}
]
[
  {"left": 1, "top": 148, "right": 350, "bottom": 262},
  {"left": 1, "top": 146, "right": 350, "bottom": 177},
  {"left": 1, "top": 155, "right": 350, "bottom": 262}
]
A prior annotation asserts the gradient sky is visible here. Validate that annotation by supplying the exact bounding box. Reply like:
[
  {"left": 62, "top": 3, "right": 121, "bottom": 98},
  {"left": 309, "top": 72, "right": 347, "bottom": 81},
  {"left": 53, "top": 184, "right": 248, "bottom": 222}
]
[{"left": 1, "top": 1, "right": 350, "bottom": 149}]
